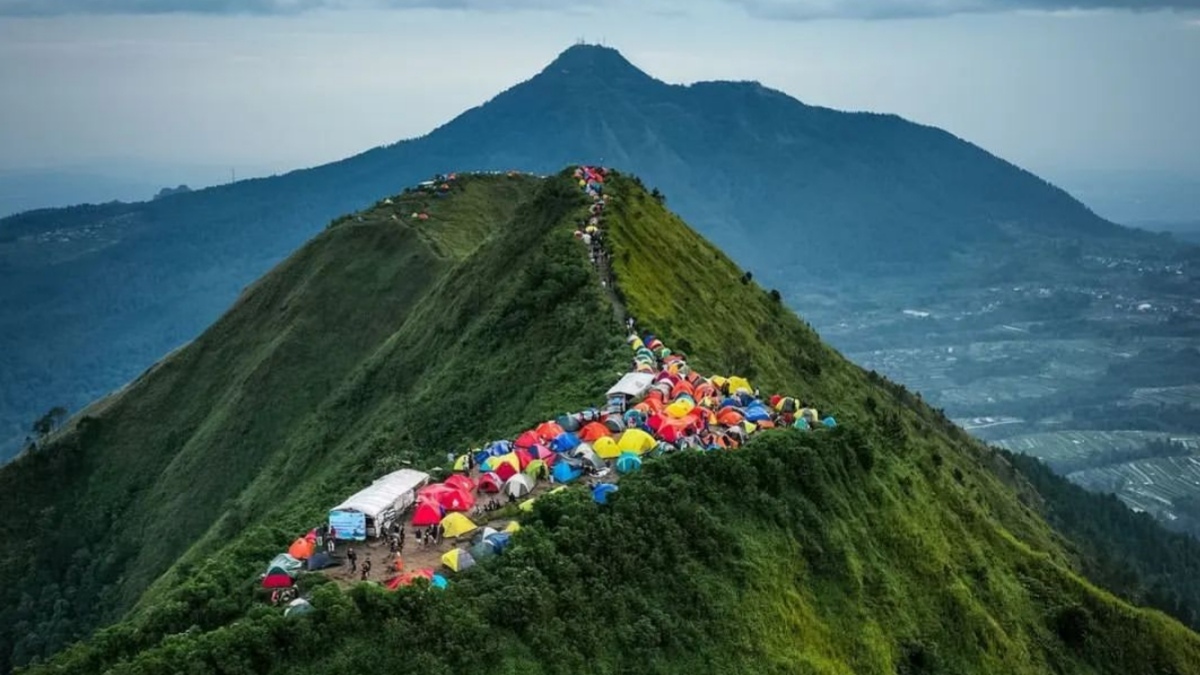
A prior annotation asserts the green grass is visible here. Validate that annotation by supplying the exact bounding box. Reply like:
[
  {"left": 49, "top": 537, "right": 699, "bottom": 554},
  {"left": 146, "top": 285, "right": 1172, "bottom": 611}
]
[{"left": 3, "top": 169, "right": 1200, "bottom": 675}]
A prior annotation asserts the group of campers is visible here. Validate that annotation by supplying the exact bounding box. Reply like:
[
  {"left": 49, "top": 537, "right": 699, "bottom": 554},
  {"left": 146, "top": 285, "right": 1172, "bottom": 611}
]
[{"left": 257, "top": 166, "right": 839, "bottom": 610}]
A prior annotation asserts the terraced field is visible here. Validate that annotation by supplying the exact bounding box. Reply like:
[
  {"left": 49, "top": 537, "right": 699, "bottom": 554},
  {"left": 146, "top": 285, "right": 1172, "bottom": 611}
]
[
  {"left": 1129, "top": 384, "right": 1200, "bottom": 407},
  {"left": 994, "top": 430, "right": 1200, "bottom": 464},
  {"left": 1070, "top": 456, "right": 1200, "bottom": 517}
]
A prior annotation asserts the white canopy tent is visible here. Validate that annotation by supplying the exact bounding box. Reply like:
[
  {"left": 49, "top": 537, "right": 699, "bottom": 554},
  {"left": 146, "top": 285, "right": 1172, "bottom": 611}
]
[
  {"left": 606, "top": 372, "right": 654, "bottom": 399},
  {"left": 331, "top": 469, "right": 429, "bottom": 536}
]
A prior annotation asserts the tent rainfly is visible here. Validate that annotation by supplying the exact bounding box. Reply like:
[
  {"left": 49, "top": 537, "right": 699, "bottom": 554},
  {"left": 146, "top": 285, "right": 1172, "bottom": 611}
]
[
  {"left": 331, "top": 469, "right": 430, "bottom": 528},
  {"left": 606, "top": 372, "right": 655, "bottom": 399}
]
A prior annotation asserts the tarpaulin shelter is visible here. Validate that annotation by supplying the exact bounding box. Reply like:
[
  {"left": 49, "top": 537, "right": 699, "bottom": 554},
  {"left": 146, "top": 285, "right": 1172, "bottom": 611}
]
[
  {"left": 306, "top": 552, "right": 337, "bottom": 571},
  {"left": 606, "top": 372, "right": 655, "bottom": 399},
  {"left": 441, "top": 512, "right": 478, "bottom": 539},
  {"left": 441, "top": 548, "right": 476, "bottom": 572},
  {"left": 331, "top": 468, "right": 430, "bottom": 539}
]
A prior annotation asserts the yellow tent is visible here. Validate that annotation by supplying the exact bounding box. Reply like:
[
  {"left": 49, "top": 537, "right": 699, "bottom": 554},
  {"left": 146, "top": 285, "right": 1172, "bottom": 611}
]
[
  {"left": 503, "top": 521, "right": 521, "bottom": 534},
  {"left": 524, "top": 459, "right": 547, "bottom": 478},
  {"left": 453, "top": 454, "right": 470, "bottom": 471},
  {"left": 548, "top": 486, "right": 567, "bottom": 495},
  {"left": 728, "top": 376, "right": 752, "bottom": 394},
  {"left": 593, "top": 436, "right": 621, "bottom": 459},
  {"left": 630, "top": 337, "right": 645, "bottom": 351},
  {"left": 666, "top": 399, "right": 694, "bottom": 418},
  {"left": 440, "top": 513, "right": 478, "bottom": 539},
  {"left": 801, "top": 408, "right": 820, "bottom": 424},
  {"left": 519, "top": 498, "right": 537, "bottom": 513},
  {"left": 710, "top": 375, "right": 728, "bottom": 390},
  {"left": 488, "top": 452, "right": 520, "bottom": 474},
  {"left": 617, "top": 428, "right": 656, "bottom": 455},
  {"left": 441, "top": 548, "right": 474, "bottom": 572}
]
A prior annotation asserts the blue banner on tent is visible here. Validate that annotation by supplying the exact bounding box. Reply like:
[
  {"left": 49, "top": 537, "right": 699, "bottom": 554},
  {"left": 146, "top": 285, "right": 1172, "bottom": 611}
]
[{"left": 329, "top": 510, "right": 367, "bottom": 541}]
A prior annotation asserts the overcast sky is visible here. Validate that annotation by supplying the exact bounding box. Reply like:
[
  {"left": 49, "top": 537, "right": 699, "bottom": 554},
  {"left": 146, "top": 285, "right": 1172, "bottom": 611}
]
[{"left": 1, "top": 0, "right": 1198, "bottom": 184}]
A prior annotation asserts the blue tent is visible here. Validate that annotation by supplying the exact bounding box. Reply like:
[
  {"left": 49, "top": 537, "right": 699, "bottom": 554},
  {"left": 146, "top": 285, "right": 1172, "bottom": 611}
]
[
  {"left": 484, "top": 532, "right": 512, "bottom": 554},
  {"left": 556, "top": 414, "right": 582, "bottom": 432},
  {"left": 744, "top": 405, "right": 772, "bottom": 422},
  {"left": 616, "top": 452, "right": 642, "bottom": 474},
  {"left": 592, "top": 483, "right": 619, "bottom": 504},
  {"left": 552, "top": 461, "right": 582, "bottom": 483},
  {"left": 794, "top": 418, "right": 810, "bottom": 431},
  {"left": 486, "top": 440, "right": 513, "bottom": 457},
  {"left": 551, "top": 432, "right": 581, "bottom": 454},
  {"left": 431, "top": 574, "right": 449, "bottom": 590},
  {"left": 822, "top": 416, "right": 837, "bottom": 428}
]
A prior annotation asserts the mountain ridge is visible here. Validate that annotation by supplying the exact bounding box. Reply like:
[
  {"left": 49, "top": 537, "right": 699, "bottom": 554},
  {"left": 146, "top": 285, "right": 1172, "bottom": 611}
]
[{"left": 2, "top": 168, "right": 1199, "bottom": 674}]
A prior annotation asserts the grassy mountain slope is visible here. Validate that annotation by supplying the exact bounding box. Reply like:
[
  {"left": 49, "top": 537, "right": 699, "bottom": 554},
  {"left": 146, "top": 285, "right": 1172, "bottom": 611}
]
[
  {"left": 5, "top": 170, "right": 1198, "bottom": 674},
  {"left": 4, "top": 44, "right": 1189, "bottom": 464}
]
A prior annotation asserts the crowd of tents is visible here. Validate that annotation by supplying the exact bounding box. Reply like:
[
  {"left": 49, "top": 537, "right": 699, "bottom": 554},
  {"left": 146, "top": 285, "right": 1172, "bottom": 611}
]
[{"left": 256, "top": 166, "right": 837, "bottom": 610}]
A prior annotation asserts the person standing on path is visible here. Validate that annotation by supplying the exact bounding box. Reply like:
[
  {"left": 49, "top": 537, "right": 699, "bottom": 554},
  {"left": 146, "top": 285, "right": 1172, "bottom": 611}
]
[{"left": 347, "top": 546, "right": 358, "bottom": 574}]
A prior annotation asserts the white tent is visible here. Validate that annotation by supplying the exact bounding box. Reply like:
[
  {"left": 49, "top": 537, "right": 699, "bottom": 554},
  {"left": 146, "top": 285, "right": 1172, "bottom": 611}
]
[
  {"left": 332, "top": 469, "right": 429, "bottom": 522},
  {"left": 606, "top": 372, "right": 654, "bottom": 399}
]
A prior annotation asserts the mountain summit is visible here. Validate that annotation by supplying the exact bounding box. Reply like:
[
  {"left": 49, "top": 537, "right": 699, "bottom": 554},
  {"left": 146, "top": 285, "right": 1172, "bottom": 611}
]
[
  {"left": 3, "top": 168, "right": 1199, "bottom": 674},
  {"left": 0, "top": 45, "right": 1181, "bottom": 466}
]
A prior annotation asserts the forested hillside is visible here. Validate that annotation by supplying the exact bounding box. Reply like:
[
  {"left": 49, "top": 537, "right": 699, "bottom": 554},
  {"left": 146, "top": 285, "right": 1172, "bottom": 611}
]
[{"left": 2, "top": 170, "right": 1198, "bottom": 674}]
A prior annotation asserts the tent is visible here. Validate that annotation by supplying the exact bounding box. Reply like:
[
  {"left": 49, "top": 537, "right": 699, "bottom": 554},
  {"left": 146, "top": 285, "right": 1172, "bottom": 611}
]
[
  {"left": 822, "top": 416, "right": 837, "bottom": 428},
  {"left": 617, "top": 428, "right": 656, "bottom": 455},
  {"left": 411, "top": 501, "right": 445, "bottom": 526},
  {"left": 592, "top": 483, "right": 619, "bottom": 504},
  {"left": 431, "top": 574, "right": 449, "bottom": 590},
  {"left": 288, "top": 537, "right": 315, "bottom": 560},
  {"left": 551, "top": 432, "right": 581, "bottom": 453},
  {"left": 478, "top": 472, "right": 503, "bottom": 493},
  {"left": 418, "top": 484, "right": 475, "bottom": 512},
  {"left": 570, "top": 445, "right": 606, "bottom": 471},
  {"left": 441, "top": 548, "right": 476, "bottom": 572},
  {"left": 727, "top": 376, "right": 752, "bottom": 394},
  {"left": 262, "top": 573, "right": 294, "bottom": 589},
  {"left": 503, "top": 521, "right": 521, "bottom": 534},
  {"left": 387, "top": 568, "right": 434, "bottom": 589},
  {"left": 484, "top": 532, "right": 512, "bottom": 554},
  {"left": 504, "top": 473, "right": 536, "bottom": 498},
  {"left": 444, "top": 474, "right": 476, "bottom": 493},
  {"left": 552, "top": 461, "right": 582, "bottom": 483},
  {"left": 267, "top": 554, "right": 303, "bottom": 576},
  {"left": 593, "top": 436, "right": 621, "bottom": 459},
  {"left": 284, "top": 598, "right": 314, "bottom": 618},
  {"left": 514, "top": 430, "right": 541, "bottom": 450},
  {"left": 306, "top": 552, "right": 337, "bottom": 571},
  {"left": 794, "top": 418, "right": 811, "bottom": 431},
  {"left": 606, "top": 372, "right": 655, "bottom": 399},
  {"left": 441, "top": 512, "right": 478, "bottom": 539},
  {"left": 453, "top": 454, "right": 470, "bottom": 471},
  {"left": 744, "top": 404, "right": 772, "bottom": 422},
  {"left": 470, "top": 541, "right": 497, "bottom": 561},
  {"left": 524, "top": 459, "right": 549, "bottom": 479},
  {"left": 331, "top": 469, "right": 430, "bottom": 538},
  {"left": 616, "top": 452, "right": 642, "bottom": 474},
  {"left": 579, "top": 421, "right": 612, "bottom": 441},
  {"left": 536, "top": 421, "right": 565, "bottom": 441},
  {"left": 556, "top": 414, "right": 582, "bottom": 432}
]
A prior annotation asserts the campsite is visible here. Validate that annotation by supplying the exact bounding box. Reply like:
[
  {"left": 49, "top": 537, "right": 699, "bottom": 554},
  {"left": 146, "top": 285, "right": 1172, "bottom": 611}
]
[{"left": 258, "top": 166, "right": 839, "bottom": 600}]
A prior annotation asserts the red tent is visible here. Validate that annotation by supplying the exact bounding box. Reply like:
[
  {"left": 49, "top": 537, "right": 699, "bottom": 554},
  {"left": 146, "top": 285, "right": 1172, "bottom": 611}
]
[
  {"left": 262, "top": 573, "right": 294, "bottom": 589},
  {"left": 536, "top": 421, "right": 565, "bottom": 441},
  {"left": 514, "top": 430, "right": 541, "bottom": 449},
  {"left": 579, "top": 422, "right": 612, "bottom": 442},
  {"left": 478, "top": 472, "right": 503, "bottom": 493},
  {"left": 493, "top": 461, "right": 519, "bottom": 482},
  {"left": 444, "top": 474, "right": 475, "bottom": 493},
  {"left": 386, "top": 568, "right": 434, "bottom": 590},
  {"left": 411, "top": 501, "right": 444, "bottom": 526},
  {"left": 515, "top": 448, "right": 534, "bottom": 469},
  {"left": 418, "top": 484, "right": 475, "bottom": 512}
]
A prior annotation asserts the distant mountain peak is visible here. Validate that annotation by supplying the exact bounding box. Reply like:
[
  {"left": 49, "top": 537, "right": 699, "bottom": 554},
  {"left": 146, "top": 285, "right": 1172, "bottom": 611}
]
[{"left": 538, "top": 43, "right": 657, "bottom": 86}]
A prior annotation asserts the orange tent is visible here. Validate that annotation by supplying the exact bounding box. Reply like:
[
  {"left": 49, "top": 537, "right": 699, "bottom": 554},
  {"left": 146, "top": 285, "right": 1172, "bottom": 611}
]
[
  {"left": 288, "top": 537, "right": 315, "bottom": 560},
  {"left": 536, "top": 421, "right": 565, "bottom": 441},
  {"left": 579, "top": 422, "right": 612, "bottom": 442}
]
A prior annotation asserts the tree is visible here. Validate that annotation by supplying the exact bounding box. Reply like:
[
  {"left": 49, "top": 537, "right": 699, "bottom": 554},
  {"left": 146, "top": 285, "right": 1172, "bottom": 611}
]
[
  {"left": 650, "top": 187, "right": 665, "bottom": 205},
  {"left": 31, "top": 406, "right": 68, "bottom": 443}
]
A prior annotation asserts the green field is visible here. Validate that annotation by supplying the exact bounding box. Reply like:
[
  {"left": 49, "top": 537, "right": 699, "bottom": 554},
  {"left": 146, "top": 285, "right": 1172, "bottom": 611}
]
[
  {"left": 1070, "top": 456, "right": 1200, "bottom": 516},
  {"left": 995, "top": 430, "right": 1199, "bottom": 464}
]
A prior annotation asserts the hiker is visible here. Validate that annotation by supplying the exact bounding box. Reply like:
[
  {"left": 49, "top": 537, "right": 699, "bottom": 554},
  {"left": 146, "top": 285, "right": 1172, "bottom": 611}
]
[
  {"left": 398, "top": 527, "right": 405, "bottom": 551},
  {"left": 415, "top": 528, "right": 424, "bottom": 549},
  {"left": 326, "top": 535, "right": 336, "bottom": 554},
  {"left": 361, "top": 558, "right": 372, "bottom": 581},
  {"left": 347, "top": 546, "right": 358, "bottom": 573}
]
